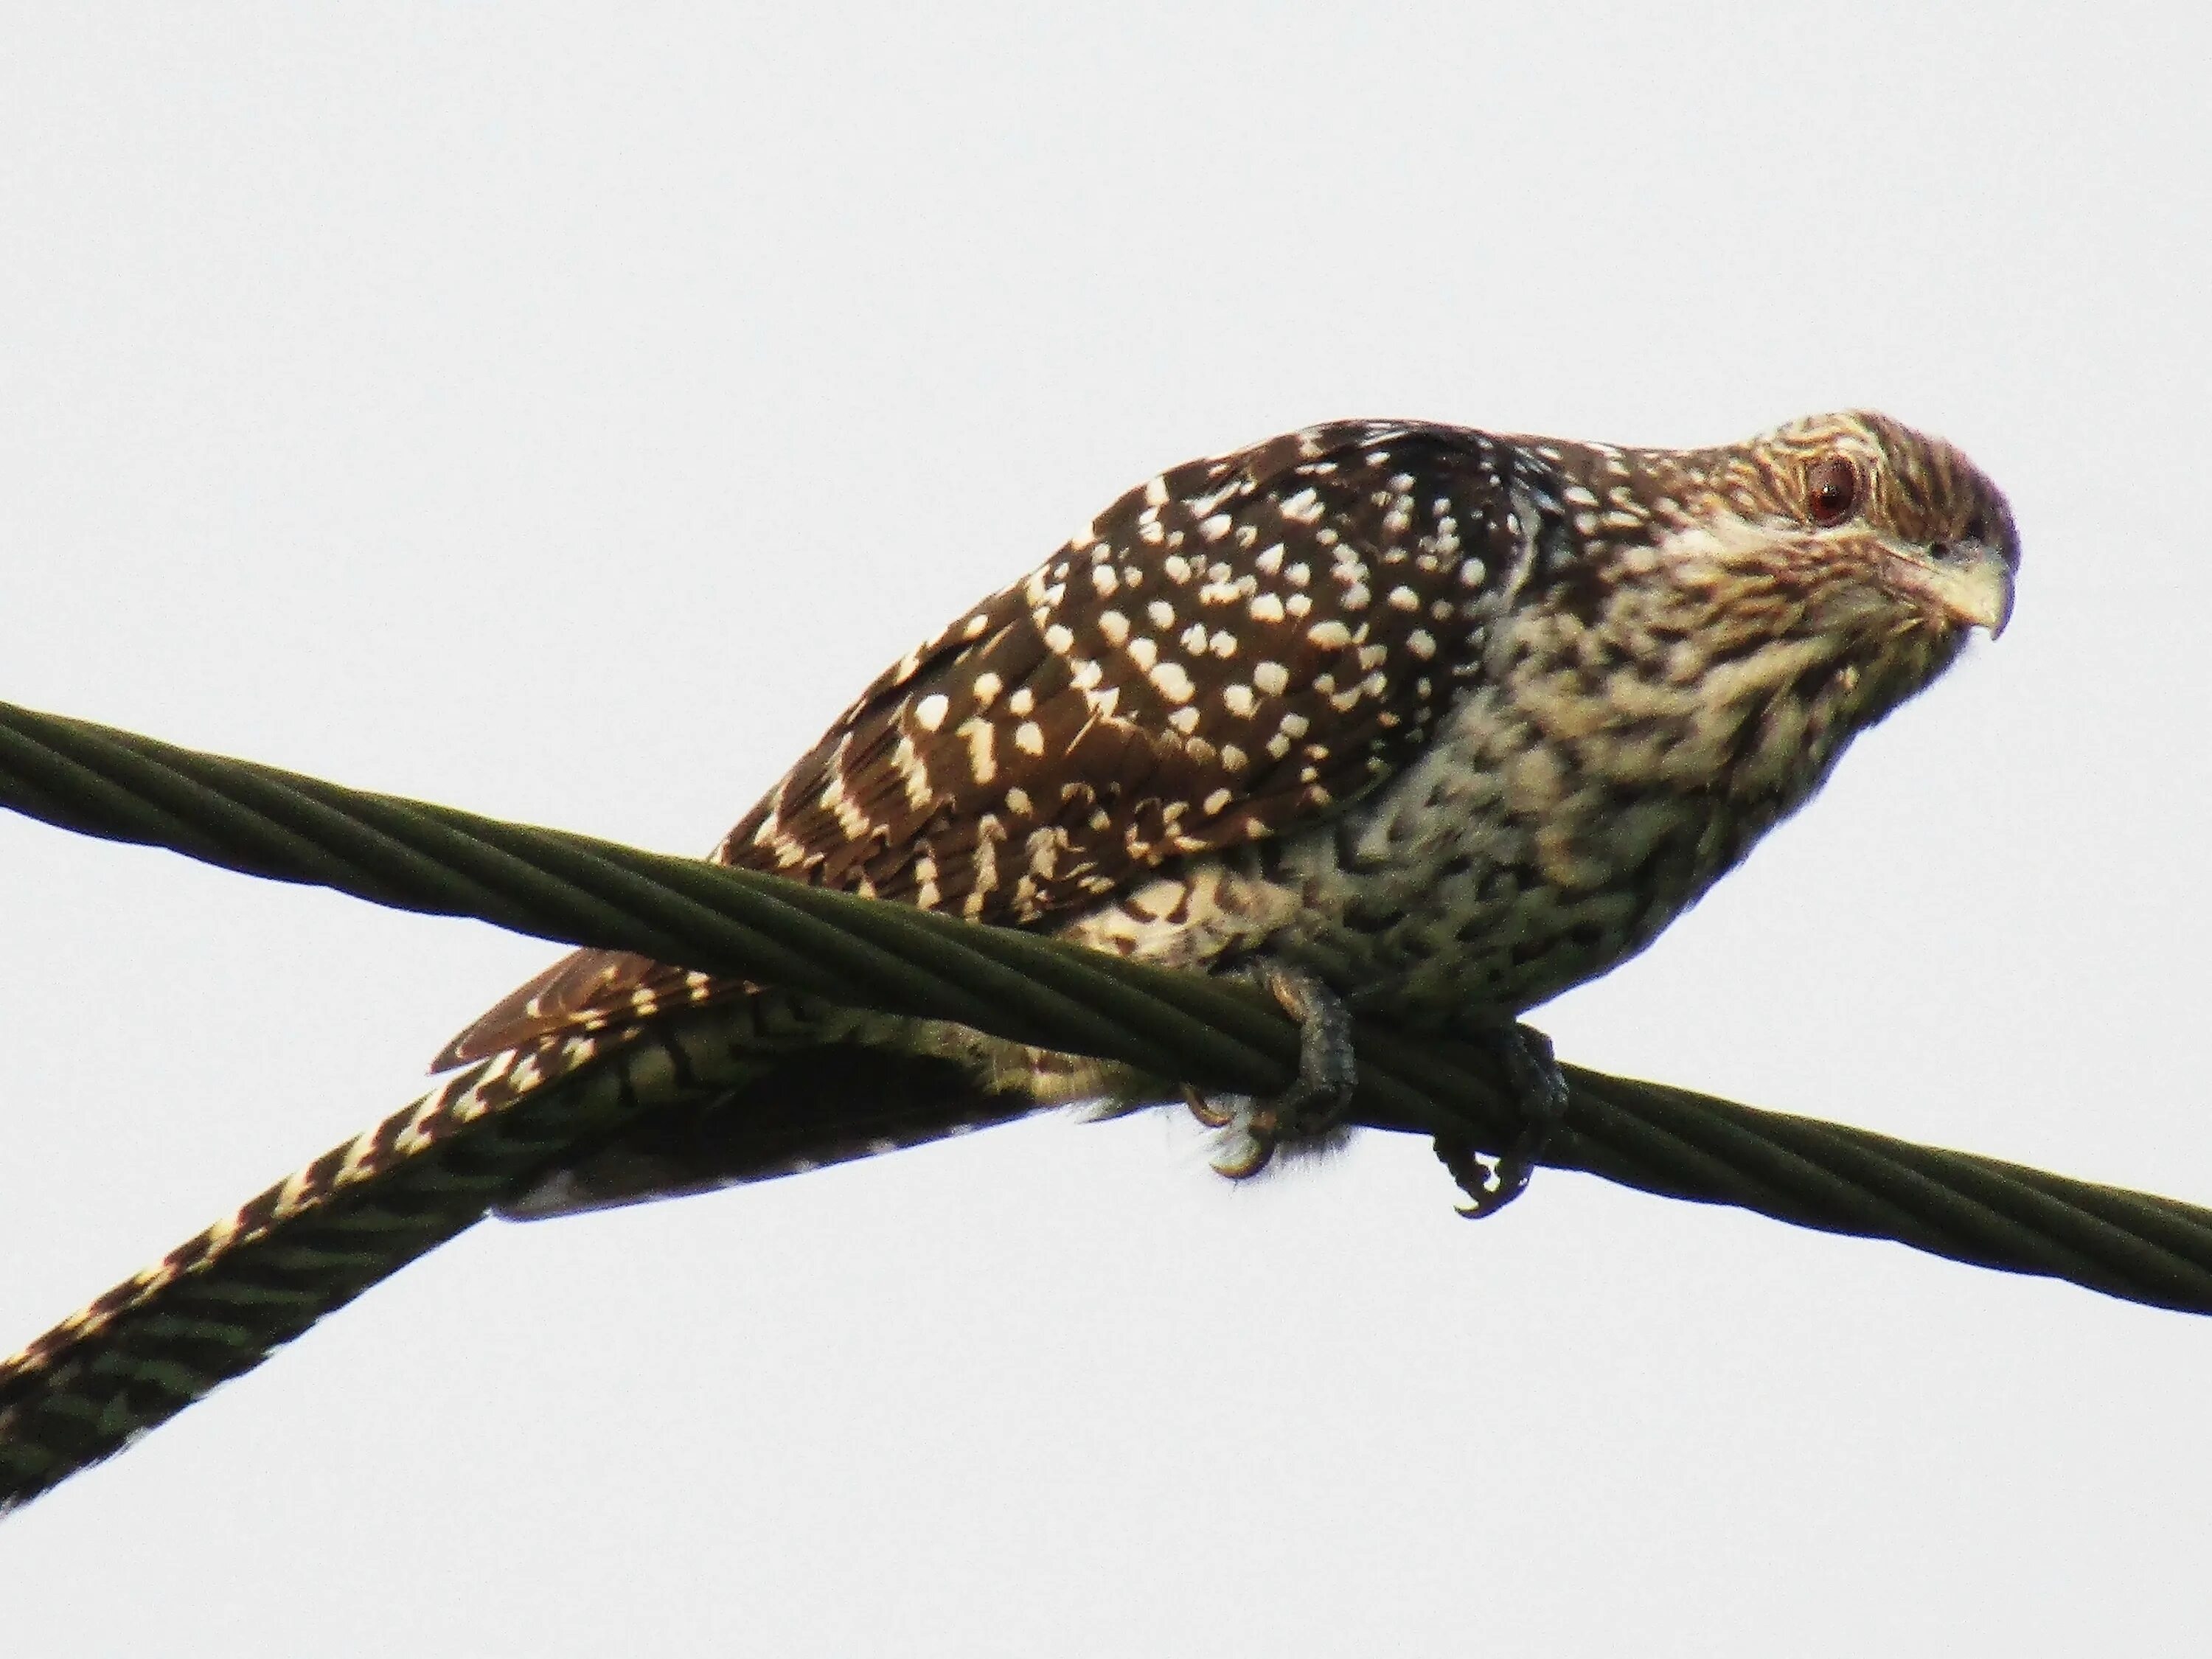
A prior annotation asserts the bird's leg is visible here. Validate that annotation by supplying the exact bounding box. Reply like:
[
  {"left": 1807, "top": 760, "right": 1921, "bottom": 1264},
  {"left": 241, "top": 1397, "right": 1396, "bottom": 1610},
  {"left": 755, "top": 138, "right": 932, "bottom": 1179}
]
[
  {"left": 1257, "top": 959, "right": 1358, "bottom": 1137},
  {"left": 1434, "top": 1019, "right": 1570, "bottom": 1218},
  {"left": 1185, "top": 958, "right": 1356, "bottom": 1178}
]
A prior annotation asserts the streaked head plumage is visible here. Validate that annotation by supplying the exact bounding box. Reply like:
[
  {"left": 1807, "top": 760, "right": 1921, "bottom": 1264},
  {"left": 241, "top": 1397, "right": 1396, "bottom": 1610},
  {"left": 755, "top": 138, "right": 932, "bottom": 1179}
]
[{"left": 1506, "top": 411, "right": 2017, "bottom": 807}]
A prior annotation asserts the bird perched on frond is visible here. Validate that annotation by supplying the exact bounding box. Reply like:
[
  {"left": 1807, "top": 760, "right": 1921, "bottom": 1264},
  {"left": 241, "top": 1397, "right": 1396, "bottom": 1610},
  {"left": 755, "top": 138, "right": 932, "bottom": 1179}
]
[{"left": 0, "top": 409, "right": 2017, "bottom": 1512}]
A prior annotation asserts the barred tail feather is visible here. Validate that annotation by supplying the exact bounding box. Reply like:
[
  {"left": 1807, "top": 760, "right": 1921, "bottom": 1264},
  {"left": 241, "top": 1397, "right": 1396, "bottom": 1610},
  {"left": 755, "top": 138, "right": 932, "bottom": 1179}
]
[
  {"left": 495, "top": 1042, "right": 1047, "bottom": 1219},
  {"left": 0, "top": 995, "right": 1046, "bottom": 1513},
  {"left": 0, "top": 1031, "right": 633, "bottom": 1513}
]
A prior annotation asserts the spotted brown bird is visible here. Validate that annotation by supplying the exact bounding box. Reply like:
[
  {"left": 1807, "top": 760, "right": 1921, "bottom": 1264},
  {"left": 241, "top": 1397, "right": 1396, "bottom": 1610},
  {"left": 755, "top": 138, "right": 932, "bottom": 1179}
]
[{"left": 0, "top": 409, "right": 2018, "bottom": 1511}]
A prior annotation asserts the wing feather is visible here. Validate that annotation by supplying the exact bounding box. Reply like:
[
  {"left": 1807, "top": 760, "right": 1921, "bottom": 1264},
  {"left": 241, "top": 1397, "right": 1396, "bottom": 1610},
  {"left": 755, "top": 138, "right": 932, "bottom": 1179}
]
[{"left": 437, "top": 421, "right": 1526, "bottom": 1065}]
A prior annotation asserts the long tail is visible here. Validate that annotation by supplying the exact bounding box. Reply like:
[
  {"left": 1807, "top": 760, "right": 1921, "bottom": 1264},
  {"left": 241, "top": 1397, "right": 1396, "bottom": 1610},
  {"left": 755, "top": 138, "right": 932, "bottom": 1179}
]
[{"left": 0, "top": 998, "right": 1038, "bottom": 1514}]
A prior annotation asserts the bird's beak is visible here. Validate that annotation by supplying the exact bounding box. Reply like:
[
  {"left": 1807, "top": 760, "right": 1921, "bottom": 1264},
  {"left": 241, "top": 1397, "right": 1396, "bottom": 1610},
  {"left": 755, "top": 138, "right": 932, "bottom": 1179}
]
[{"left": 1909, "top": 540, "right": 2016, "bottom": 639}]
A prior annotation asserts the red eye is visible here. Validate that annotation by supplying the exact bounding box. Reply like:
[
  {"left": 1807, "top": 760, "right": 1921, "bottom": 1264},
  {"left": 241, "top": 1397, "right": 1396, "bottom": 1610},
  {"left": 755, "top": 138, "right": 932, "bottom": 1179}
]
[{"left": 1806, "top": 456, "right": 1861, "bottom": 526}]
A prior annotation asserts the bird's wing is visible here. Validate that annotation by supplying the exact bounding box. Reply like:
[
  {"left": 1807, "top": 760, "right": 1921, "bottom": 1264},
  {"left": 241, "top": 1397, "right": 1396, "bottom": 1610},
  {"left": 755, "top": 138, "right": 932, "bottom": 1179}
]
[{"left": 437, "top": 420, "right": 1531, "bottom": 1067}]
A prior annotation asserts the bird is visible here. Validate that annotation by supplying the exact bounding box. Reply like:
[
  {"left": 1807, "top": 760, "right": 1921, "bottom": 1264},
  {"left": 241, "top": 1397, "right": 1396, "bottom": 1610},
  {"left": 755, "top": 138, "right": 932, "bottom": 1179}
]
[{"left": 0, "top": 408, "right": 2019, "bottom": 1512}]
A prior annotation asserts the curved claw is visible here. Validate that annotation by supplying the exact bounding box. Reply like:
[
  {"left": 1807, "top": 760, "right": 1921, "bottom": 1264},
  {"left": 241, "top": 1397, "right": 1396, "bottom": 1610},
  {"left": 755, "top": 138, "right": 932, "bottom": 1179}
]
[
  {"left": 1208, "top": 1129, "right": 1276, "bottom": 1180},
  {"left": 1182, "top": 1084, "right": 1239, "bottom": 1130},
  {"left": 1434, "top": 1020, "right": 1571, "bottom": 1219},
  {"left": 1187, "top": 959, "right": 1359, "bottom": 1180}
]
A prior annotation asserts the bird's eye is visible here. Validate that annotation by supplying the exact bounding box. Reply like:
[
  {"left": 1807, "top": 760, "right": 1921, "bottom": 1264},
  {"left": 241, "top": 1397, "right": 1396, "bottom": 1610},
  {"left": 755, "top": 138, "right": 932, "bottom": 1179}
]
[{"left": 1805, "top": 456, "right": 1861, "bottom": 526}]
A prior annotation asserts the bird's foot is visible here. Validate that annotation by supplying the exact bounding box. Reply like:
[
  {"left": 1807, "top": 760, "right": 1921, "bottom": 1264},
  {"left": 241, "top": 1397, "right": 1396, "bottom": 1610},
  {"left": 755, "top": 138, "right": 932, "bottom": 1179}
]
[
  {"left": 1434, "top": 1020, "right": 1570, "bottom": 1218},
  {"left": 1186, "top": 959, "right": 1356, "bottom": 1179}
]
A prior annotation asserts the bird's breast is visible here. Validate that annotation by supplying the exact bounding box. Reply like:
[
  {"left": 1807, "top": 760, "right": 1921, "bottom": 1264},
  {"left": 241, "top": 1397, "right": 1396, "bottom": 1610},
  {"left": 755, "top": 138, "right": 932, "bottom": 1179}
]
[{"left": 1054, "top": 684, "right": 1756, "bottom": 1026}]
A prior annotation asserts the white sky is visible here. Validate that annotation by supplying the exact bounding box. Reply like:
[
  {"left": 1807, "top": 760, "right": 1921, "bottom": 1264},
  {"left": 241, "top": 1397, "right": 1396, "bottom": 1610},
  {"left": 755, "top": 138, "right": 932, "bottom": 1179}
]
[{"left": 1, "top": 5, "right": 2207, "bottom": 1653}]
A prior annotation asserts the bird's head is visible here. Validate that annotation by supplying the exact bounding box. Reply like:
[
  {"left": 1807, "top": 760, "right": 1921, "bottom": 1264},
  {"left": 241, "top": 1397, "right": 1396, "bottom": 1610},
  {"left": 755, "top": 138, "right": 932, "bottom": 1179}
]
[
  {"left": 1720, "top": 408, "right": 2017, "bottom": 632},
  {"left": 1516, "top": 410, "right": 2019, "bottom": 804}
]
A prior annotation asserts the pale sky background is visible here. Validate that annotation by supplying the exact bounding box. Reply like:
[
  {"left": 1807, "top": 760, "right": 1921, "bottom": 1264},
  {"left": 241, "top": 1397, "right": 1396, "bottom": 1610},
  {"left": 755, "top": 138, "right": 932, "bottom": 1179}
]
[{"left": 1, "top": 5, "right": 2207, "bottom": 1654}]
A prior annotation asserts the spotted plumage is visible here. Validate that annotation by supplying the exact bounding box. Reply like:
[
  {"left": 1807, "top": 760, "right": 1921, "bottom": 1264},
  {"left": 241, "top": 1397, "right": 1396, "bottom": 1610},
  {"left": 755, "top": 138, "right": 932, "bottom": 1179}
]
[
  {"left": 0, "top": 410, "right": 2018, "bottom": 1511},
  {"left": 439, "top": 422, "right": 1527, "bottom": 1065}
]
